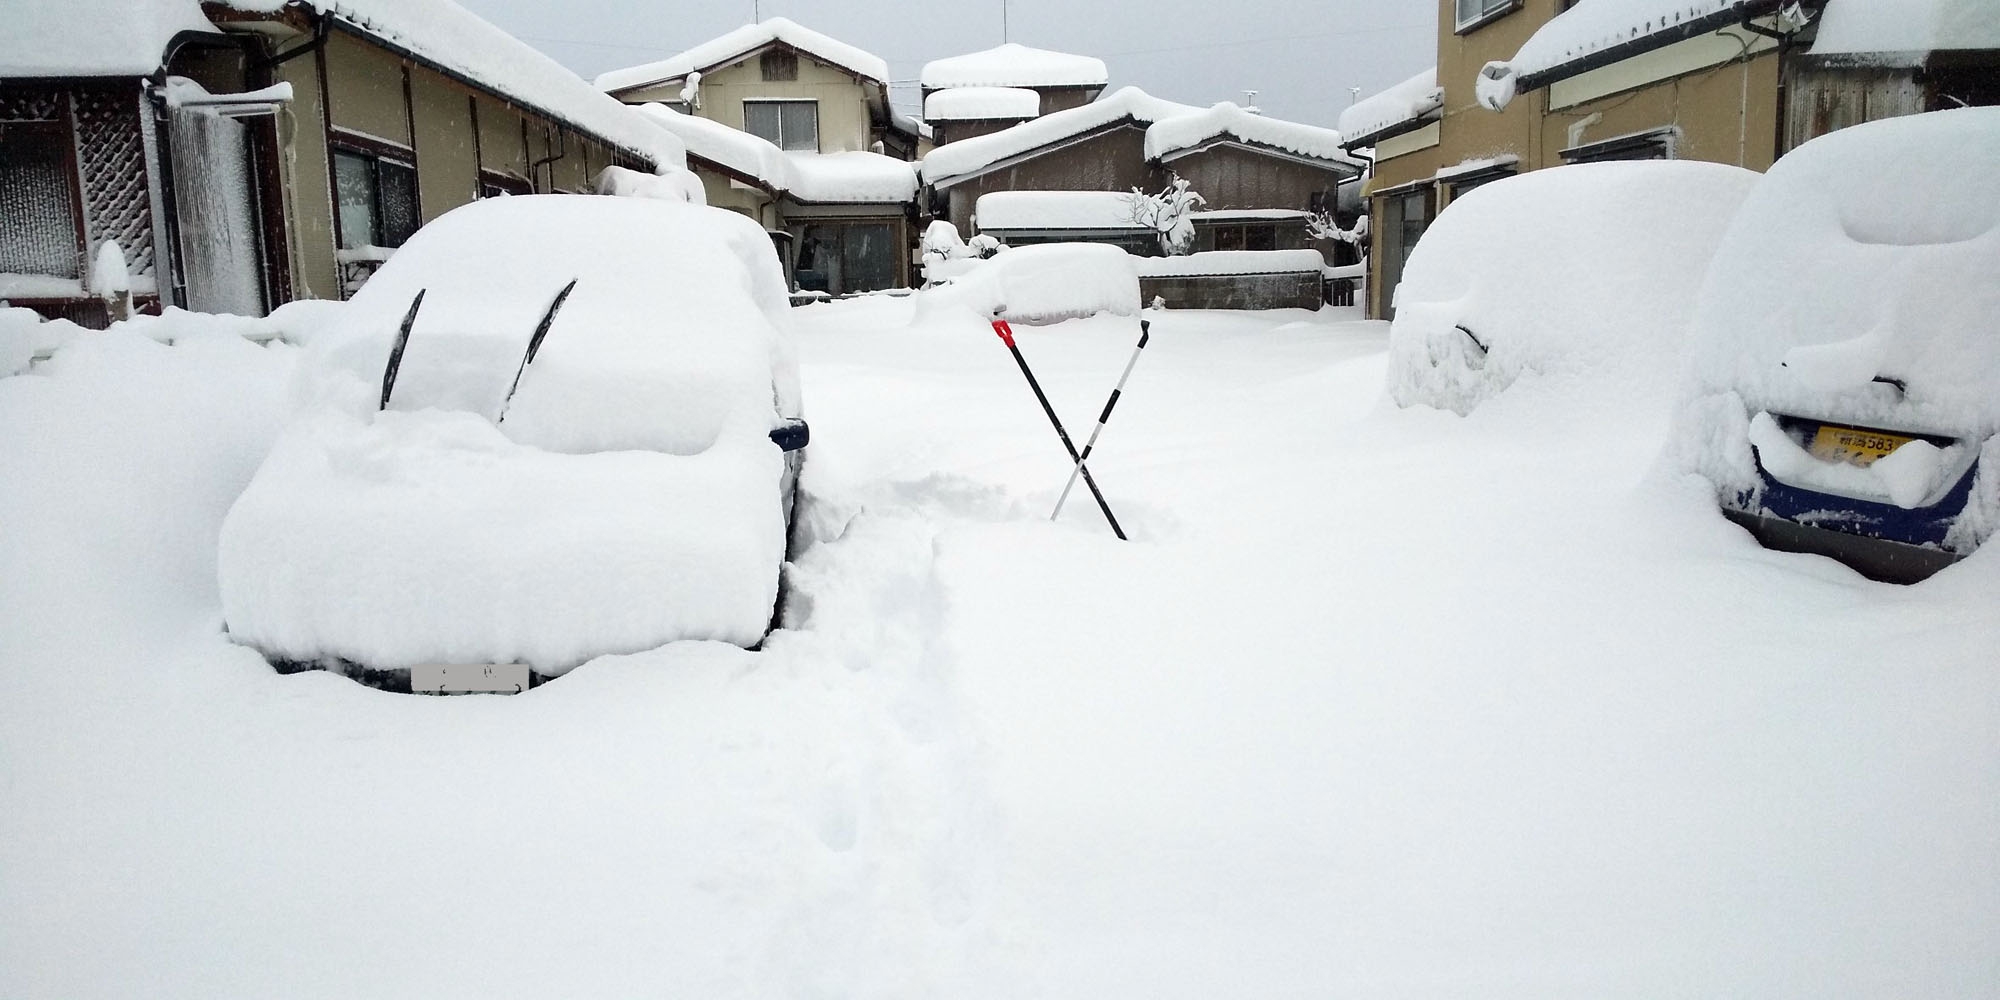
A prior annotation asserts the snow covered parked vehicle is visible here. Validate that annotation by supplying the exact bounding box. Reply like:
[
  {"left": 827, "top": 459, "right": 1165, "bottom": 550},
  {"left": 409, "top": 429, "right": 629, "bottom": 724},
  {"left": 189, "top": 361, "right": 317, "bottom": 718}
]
[
  {"left": 1387, "top": 160, "right": 1758, "bottom": 415},
  {"left": 1674, "top": 108, "right": 2000, "bottom": 583},
  {"left": 217, "top": 196, "right": 808, "bottom": 689}
]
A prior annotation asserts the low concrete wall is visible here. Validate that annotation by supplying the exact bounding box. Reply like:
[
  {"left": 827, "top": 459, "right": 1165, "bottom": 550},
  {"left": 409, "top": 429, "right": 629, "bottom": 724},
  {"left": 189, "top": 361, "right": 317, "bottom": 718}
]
[{"left": 1139, "top": 270, "right": 1323, "bottom": 311}]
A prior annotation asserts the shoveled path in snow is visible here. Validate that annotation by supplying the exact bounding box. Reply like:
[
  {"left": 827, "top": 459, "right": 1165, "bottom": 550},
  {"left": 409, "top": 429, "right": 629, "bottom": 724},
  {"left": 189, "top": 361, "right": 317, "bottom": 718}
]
[{"left": 0, "top": 305, "right": 1993, "bottom": 998}]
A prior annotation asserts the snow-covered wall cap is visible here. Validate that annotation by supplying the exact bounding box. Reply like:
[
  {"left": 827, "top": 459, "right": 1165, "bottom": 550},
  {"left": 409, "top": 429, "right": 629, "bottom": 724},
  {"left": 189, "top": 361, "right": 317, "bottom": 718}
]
[
  {"left": 785, "top": 151, "right": 918, "bottom": 204},
  {"left": 925, "top": 87, "right": 1042, "bottom": 122},
  {"left": 214, "top": 1, "right": 687, "bottom": 169},
  {"left": 922, "top": 86, "right": 1204, "bottom": 184},
  {"left": 1146, "top": 102, "right": 1358, "bottom": 167},
  {"left": 975, "top": 191, "right": 1149, "bottom": 231},
  {"left": 595, "top": 17, "right": 889, "bottom": 92},
  {"left": 1811, "top": 0, "right": 2000, "bottom": 58},
  {"left": 920, "top": 43, "right": 1110, "bottom": 90},
  {"left": 0, "top": 0, "right": 216, "bottom": 77},
  {"left": 1336, "top": 67, "right": 1442, "bottom": 145}
]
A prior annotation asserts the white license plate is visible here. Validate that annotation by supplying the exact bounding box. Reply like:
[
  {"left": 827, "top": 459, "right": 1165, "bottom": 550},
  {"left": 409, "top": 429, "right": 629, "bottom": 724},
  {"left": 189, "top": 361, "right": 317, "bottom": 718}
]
[{"left": 411, "top": 663, "right": 532, "bottom": 695}]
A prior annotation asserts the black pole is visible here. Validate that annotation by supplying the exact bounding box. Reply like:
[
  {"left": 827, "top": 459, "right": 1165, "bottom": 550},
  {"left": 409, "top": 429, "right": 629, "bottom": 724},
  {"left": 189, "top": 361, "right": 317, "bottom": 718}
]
[{"left": 992, "top": 318, "right": 1126, "bottom": 541}]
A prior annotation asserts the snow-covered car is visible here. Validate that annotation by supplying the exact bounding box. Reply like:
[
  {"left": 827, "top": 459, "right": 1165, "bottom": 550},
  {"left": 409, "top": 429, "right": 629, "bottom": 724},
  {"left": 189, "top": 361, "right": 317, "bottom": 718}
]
[
  {"left": 1387, "top": 160, "right": 1758, "bottom": 414},
  {"left": 1674, "top": 107, "right": 2000, "bottom": 583},
  {"left": 217, "top": 195, "right": 807, "bottom": 688}
]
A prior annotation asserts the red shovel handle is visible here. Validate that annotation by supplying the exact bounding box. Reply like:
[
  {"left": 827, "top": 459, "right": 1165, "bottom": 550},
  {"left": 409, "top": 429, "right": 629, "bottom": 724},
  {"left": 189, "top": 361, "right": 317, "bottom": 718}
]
[{"left": 991, "top": 318, "right": 1016, "bottom": 348}]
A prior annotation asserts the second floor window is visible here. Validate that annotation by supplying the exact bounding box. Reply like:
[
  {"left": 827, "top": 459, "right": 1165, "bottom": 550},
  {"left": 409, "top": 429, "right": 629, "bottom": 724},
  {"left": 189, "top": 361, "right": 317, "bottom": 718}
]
[
  {"left": 1456, "top": 0, "right": 1513, "bottom": 29},
  {"left": 745, "top": 101, "right": 819, "bottom": 152}
]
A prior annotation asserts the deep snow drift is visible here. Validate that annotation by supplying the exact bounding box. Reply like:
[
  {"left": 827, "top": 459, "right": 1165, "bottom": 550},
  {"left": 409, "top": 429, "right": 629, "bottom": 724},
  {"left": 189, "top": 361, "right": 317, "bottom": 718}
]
[{"left": 2, "top": 289, "right": 1996, "bottom": 997}]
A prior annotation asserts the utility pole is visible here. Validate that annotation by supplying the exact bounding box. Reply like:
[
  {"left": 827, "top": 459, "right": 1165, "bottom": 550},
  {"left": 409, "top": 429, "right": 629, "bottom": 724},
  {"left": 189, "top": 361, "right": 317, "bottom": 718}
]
[{"left": 1002, "top": 0, "right": 1009, "bottom": 42}]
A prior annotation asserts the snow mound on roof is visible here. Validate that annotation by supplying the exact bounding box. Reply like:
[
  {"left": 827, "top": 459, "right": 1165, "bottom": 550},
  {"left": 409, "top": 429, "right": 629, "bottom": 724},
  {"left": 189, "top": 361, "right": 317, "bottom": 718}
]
[
  {"left": 1812, "top": 0, "right": 2000, "bottom": 58},
  {"left": 595, "top": 17, "right": 889, "bottom": 92},
  {"left": 636, "top": 106, "right": 915, "bottom": 204},
  {"left": 923, "top": 87, "right": 1203, "bottom": 184},
  {"left": 927, "top": 244, "right": 1141, "bottom": 325},
  {"left": 976, "top": 191, "right": 1147, "bottom": 232},
  {"left": 215, "top": 1, "right": 684, "bottom": 168},
  {"left": 1671, "top": 108, "right": 2000, "bottom": 508},
  {"left": 1337, "top": 67, "right": 1441, "bottom": 143},
  {"left": 637, "top": 103, "right": 789, "bottom": 190},
  {"left": 302, "top": 195, "right": 795, "bottom": 457},
  {"left": 0, "top": 0, "right": 214, "bottom": 77},
  {"left": 920, "top": 43, "right": 1109, "bottom": 90},
  {"left": 1389, "top": 160, "right": 1759, "bottom": 415},
  {"left": 1145, "top": 102, "right": 1353, "bottom": 163},
  {"left": 786, "top": 152, "right": 919, "bottom": 204},
  {"left": 925, "top": 87, "right": 1041, "bottom": 122},
  {"left": 1502, "top": 0, "right": 1738, "bottom": 80}
]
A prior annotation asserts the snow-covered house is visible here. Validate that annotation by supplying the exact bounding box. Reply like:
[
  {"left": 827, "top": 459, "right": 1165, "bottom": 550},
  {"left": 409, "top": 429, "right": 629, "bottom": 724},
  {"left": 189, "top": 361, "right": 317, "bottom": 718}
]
[
  {"left": 0, "top": 0, "right": 685, "bottom": 326},
  {"left": 919, "top": 43, "right": 1109, "bottom": 124},
  {"left": 1341, "top": 0, "right": 1998, "bottom": 321},
  {"left": 923, "top": 87, "right": 1041, "bottom": 147},
  {"left": 597, "top": 18, "right": 921, "bottom": 293},
  {"left": 922, "top": 87, "right": 1362, "bottom": 258}
]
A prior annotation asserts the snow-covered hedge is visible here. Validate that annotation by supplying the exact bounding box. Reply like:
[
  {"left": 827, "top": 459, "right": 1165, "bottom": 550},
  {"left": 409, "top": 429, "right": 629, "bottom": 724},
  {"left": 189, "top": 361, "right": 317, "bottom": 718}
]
[{"left": 1388, "top": 160, "right": 1759, "bottom": 415}]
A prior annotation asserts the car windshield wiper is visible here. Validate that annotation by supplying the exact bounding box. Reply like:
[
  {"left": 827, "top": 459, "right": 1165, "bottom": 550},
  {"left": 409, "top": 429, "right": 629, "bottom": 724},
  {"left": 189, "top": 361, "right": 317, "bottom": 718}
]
[{"left": 498, "top": 278, "right": 579, "bottom": 424}]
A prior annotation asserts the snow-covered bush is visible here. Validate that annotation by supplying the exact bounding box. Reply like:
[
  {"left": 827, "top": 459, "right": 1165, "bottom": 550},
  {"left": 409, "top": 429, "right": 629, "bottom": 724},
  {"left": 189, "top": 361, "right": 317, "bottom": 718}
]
[
  {"left": 1388, "top": 160, "right": 1758, "bottom": 415},
  {"left": 1126, "top": 177, "right": 1206, "bottom": 256},
  {"left": 1669, "top": 107, "right": 2000, "bottom": 540}
]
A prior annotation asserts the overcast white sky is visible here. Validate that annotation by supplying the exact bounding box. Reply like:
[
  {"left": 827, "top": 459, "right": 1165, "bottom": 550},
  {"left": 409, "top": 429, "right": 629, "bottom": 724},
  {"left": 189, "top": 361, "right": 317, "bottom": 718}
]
[{"left": 454, "top": 0, "right": 1439, "bottom": 129}]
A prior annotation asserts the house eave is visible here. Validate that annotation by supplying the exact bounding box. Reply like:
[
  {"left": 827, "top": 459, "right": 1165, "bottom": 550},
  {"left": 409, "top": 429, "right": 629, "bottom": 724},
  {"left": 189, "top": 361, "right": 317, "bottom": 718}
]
[
  {"left": 1513, "top": 0, "right": 1799, "bottom": 92},
  {"left": 1337, "top": 110, "right": 1442, "bottom": 155},
  {"left": 1156, "top": 136, "right": 1364, "bottom": 178},
  {"left": 927, "top": 117, "right": 1145, "bottom": 190}
]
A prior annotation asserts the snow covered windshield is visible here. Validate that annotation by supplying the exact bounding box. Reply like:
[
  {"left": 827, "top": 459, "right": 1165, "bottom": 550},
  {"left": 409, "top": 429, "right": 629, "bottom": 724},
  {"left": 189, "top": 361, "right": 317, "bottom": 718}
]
[{"left": 303, "top": 196, "right": 798, "bottom": 456}]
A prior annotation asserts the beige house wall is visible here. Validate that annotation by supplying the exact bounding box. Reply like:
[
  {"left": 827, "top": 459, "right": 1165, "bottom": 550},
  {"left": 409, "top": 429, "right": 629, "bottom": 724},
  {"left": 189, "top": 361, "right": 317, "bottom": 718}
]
[
  {"left": 272, "top": 48, "right": 338, "bottom": 300},
  {"left": 323, "top": 31, "right": 411, "bottom": 147},
  {"left": 695, "top": 53, "right": 874, "bottom": 153},
  {"left": 475, "top": 95, "right": 530, "bottom": 183},
  {"left": 410, "top": 73, "right": 479, "bottom": 222}
]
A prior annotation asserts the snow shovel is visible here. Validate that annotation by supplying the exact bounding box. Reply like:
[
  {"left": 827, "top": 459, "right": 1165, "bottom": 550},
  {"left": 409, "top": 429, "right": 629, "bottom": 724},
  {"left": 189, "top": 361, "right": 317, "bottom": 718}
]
[
  {"left": 991, "top": 316, "right": 1127, "bottom": 541},
  {"left": 1052, "top": 319, "right": 1149, "bottom": 522},
  {"left": 498, "top": 278, "right": 578, "bottom": 424}
]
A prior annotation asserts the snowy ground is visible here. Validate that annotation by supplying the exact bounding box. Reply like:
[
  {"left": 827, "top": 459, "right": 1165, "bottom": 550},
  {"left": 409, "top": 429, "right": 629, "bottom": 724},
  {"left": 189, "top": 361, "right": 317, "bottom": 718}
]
[{"left": 2, "top": 302, "right": 1995, "bottom": 998}]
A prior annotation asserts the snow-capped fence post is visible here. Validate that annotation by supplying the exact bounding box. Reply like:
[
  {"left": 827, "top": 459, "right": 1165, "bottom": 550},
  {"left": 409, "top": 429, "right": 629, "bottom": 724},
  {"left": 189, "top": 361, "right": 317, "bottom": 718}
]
[{"left": 91, "top": 241, "right": 133, "bottom": 324}]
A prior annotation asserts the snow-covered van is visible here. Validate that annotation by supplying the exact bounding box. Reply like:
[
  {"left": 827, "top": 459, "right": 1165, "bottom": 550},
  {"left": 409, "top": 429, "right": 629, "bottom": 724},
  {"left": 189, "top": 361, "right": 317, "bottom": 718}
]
[
  {"left": 1674, "top": 107, "right": 2000, "bottom": 583},
  {"left": 217, "top": 196, "right": 807, "bottom": 689}
]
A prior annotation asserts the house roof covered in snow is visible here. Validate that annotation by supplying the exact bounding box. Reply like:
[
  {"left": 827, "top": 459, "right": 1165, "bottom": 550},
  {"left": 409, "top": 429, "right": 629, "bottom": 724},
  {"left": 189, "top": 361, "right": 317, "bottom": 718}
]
[
  {"left": 922, "top": 86, "right": 1203, "bottom": 185},
  {"left": 1145, "top": 102, "right": 1359, "bottom": 171},
  {"left": 974, "top": 191, "right": 1149, "bottom": 232},
  {"left": 1501, "top": 0, "right": 1752, "bottom": 85},
  {"left": 595, "top": 18, "right": 890, "bottom": 93},
  {"left": 925, "top": 87, "right": 1042, "bottom": 122},
  {"left": 637, "top": 104, "right": 915, "bottom": 204},
  {"left": 1, "top": 0, "right": 686, "bottom": 169},
  {"left": 920, "top": 43, "right": 1109, "bottom": 90},
  {"left": 0, "top": 0, "right": 213, "bottom": 78},
  {"left": 1810, "top": 0, "right": 2000, "bottom": 60},
  {"left": 1336, "top": 67, "right": 1442, "bottom": 147}
]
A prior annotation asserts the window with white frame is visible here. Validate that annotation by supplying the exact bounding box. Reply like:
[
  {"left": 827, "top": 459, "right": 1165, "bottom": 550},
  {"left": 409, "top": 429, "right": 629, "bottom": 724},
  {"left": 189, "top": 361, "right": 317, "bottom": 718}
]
[
  {"left": 744, "top": 100, "right": 819, "bottom": 152},
  {"left": 1456, "top": 0, "right": 1514, "bottom": 29}
]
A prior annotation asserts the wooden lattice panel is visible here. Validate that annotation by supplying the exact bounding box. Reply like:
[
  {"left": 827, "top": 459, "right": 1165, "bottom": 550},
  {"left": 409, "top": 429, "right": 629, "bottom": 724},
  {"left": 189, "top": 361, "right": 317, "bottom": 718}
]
[
  {"left": 0, "top": 87, "right": 63, "bottom": 122},
  {"left": 70, "top": 85, "right": 156, "bottom": 279}
]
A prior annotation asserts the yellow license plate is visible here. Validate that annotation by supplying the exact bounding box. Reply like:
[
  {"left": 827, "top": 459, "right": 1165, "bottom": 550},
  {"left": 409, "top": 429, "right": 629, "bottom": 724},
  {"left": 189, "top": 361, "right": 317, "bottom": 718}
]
[{"left": 1810, "top": 424, "right": 1915, "bottom": 467}]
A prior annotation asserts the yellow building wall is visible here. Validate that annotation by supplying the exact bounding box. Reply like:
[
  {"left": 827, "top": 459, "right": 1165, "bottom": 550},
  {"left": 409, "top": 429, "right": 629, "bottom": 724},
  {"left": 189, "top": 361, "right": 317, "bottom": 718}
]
[
  {"left": 410, "top": 71, "right": 479, "bottom": 222},
  {"left": 476, "top": 95, "right": 530, "bottom": 183},
  {"left": 695, "top": 52, "right": 875, "bottom": 153},
  {"left": 323, "top": 31, "right": 412, "bottom": 146},
  {"left": 273, "top": 47, "right": 339, "bottom": 300}
]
